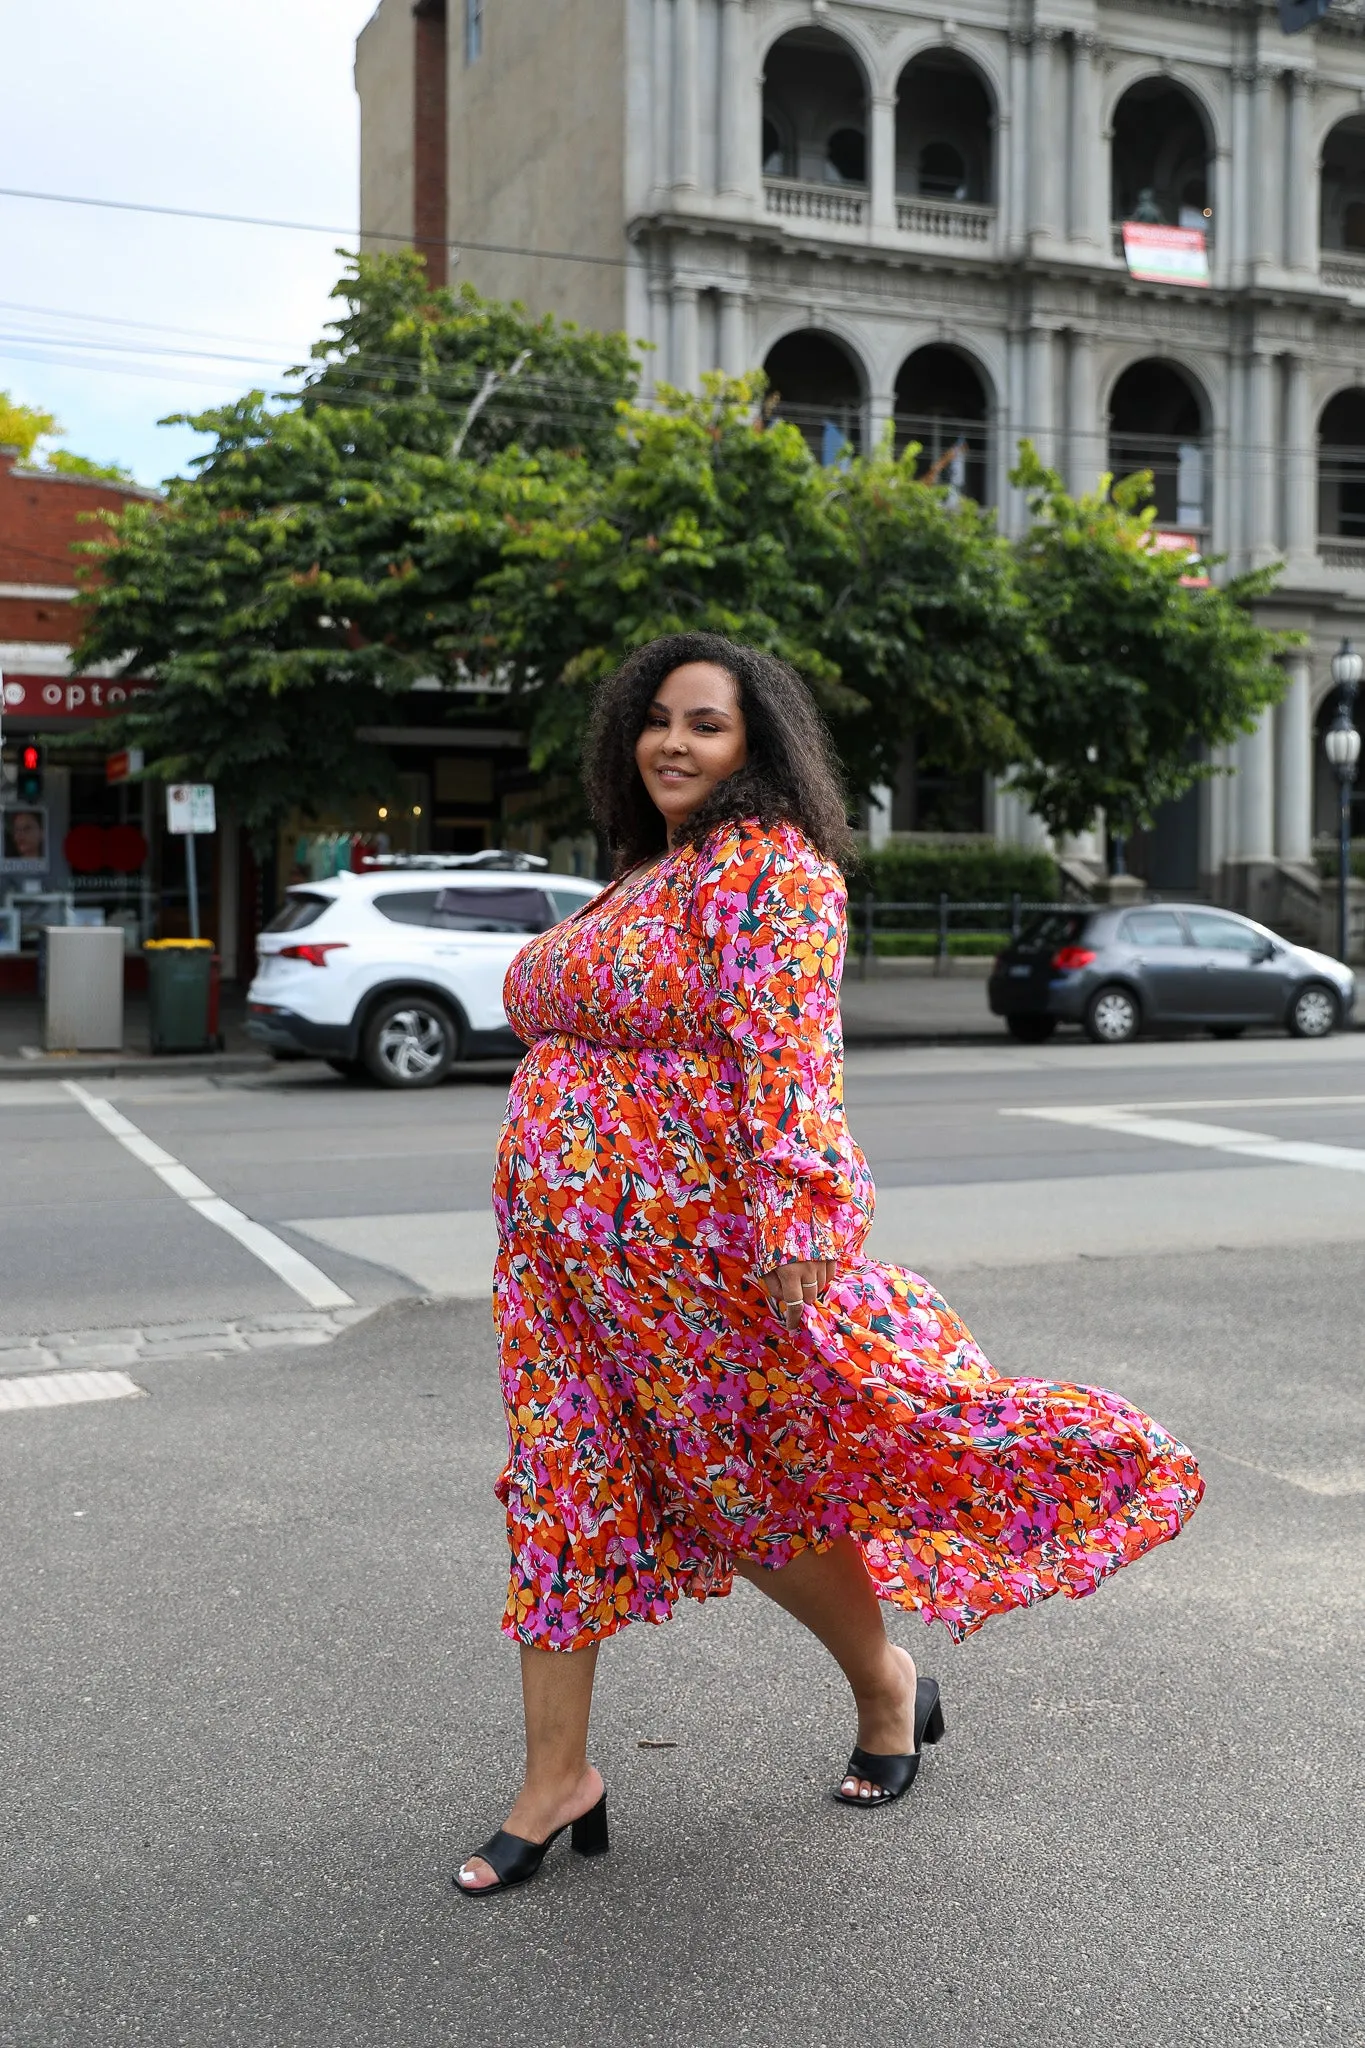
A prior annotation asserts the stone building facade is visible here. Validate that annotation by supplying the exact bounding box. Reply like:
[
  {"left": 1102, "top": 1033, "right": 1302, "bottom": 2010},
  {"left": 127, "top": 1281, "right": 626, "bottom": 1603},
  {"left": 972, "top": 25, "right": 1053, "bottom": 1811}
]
[{"left": 356, "top": 0, "right": 1365, "bottom": 917}]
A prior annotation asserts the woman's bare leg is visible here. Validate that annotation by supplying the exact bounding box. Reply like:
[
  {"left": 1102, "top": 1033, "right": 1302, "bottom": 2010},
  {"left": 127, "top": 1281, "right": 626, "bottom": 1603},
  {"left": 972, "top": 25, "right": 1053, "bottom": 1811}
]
[
  {"left": 734, "top": 1535, "right": 916, "bottom": 1800},
  {"left": 456, "top": 1641, "right": 602, "bottom": 1891}
]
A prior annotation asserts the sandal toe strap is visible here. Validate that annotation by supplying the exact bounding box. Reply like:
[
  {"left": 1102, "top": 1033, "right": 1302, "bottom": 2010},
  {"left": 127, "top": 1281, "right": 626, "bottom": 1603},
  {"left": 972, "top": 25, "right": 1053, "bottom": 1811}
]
[{"left": 843, "top": 1747, "right": 919, "bottom": 1799}]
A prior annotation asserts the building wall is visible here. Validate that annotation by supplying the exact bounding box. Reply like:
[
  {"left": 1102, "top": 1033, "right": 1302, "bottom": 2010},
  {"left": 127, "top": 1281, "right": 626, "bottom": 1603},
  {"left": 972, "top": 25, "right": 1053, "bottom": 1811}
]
[
  {"left": 356, "top": 0, "right": 417, "bottom": 261},
  {"left": 442, "top": 0, "right": 631, "bottom": 333}
]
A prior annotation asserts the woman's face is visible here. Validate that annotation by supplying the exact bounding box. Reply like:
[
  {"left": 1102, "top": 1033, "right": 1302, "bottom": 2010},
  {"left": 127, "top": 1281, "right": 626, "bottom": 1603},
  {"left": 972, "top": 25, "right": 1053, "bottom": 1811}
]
[{"left": 634, "top": 662, "right": 748, "bottom": 840}]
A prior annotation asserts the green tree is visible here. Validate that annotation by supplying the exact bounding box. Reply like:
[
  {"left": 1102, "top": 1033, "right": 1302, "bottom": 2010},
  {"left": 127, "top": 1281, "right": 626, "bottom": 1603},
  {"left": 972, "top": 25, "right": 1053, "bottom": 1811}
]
[
  {"left": 71, "top": 254, "right": 637, "bottom": 841},
  {"left": 1006, "top": 446, "right": 1291, "bottom": 843},
  {"left": 429, "top": 377, "right": 1026, "bottom": 816},
  {"left": 0, "top": 389, "right": 131, "bottom": 480}
]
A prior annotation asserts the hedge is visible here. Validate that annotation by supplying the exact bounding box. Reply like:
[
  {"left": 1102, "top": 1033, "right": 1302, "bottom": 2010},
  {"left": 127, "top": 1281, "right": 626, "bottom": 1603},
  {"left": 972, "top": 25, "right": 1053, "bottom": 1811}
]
[{"left": 851, "top": 843, "right": 1059, "bottom": 904}]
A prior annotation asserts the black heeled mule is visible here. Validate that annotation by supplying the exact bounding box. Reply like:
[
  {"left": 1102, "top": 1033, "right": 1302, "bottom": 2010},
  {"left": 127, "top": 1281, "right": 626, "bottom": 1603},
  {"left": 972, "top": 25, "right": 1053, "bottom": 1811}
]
[
  {"left": 453, "top": 1792, "right": 609, "bottom": 1898},
  {"left": 834, "top": 1675, "right": 945, "bottom": 1807}
]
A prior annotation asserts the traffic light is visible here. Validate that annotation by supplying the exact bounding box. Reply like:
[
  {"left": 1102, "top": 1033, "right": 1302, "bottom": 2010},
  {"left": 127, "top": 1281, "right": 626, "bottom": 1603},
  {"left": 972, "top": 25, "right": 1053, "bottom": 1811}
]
[{"left": 18, "top": 742, "right": 43, "bottom": 802}]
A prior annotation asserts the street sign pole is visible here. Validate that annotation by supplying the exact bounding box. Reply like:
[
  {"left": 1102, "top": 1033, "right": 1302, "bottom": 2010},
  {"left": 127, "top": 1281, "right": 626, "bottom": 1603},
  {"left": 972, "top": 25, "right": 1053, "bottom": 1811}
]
[{"left": 185, "top": 832, "right": 200, "bottom": 940}]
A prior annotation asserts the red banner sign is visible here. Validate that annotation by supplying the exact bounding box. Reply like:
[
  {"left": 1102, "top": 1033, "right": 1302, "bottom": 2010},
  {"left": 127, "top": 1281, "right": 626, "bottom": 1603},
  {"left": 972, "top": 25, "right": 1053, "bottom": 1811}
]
[{"left": 0, "top": 675, "right": 151, "bottom": 720}]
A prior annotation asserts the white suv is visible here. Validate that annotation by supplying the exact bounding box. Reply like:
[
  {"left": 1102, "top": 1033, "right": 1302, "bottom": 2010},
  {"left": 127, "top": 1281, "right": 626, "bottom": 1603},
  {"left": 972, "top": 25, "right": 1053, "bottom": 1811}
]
[{"left": 246, "top": 856, "right": 600, "bottom": 1086}]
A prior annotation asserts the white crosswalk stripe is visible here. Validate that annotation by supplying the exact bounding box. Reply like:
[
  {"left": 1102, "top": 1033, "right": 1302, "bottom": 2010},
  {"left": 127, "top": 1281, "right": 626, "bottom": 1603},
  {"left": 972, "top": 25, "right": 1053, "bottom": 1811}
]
[{"left": 0, "top": 1369, "right": 145, "bottom": 1413}]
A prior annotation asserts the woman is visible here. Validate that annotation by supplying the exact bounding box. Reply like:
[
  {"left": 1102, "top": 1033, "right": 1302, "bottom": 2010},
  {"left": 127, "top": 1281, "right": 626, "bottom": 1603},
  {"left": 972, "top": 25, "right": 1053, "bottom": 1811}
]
[{"left": 455, "top": 634, "right": 1202, "bottom": 1896}]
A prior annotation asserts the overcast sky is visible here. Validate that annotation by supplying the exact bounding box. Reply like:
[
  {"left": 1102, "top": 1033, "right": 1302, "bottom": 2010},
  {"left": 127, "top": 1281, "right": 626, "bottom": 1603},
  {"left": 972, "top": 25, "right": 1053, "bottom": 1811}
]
[{"left": 0, "top": 0, "right": 380, "bottom": 485}]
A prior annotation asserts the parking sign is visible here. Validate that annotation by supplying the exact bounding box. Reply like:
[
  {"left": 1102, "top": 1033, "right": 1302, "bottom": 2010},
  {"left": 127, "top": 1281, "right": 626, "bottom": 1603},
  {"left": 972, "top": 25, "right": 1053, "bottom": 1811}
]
[{"left": 166, "top": 784, "right": 216, "bottom": 835}]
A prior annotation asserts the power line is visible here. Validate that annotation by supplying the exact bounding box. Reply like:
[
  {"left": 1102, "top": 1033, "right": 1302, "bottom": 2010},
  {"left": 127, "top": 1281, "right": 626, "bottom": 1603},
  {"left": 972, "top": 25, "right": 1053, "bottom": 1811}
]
[{"left": 0, "top": 183, "right": 642, "bottom": 272}]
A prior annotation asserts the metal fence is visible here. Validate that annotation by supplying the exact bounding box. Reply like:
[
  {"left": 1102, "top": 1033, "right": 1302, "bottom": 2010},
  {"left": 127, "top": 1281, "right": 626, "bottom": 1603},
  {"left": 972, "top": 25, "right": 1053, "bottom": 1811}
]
[{"left": 854, "top": 896, "right": 1081, "bottom": 978}]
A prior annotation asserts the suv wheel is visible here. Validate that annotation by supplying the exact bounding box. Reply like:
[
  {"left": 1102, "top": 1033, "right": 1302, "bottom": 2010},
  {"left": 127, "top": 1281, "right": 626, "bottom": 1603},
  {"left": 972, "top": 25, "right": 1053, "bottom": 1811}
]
[
  {"left": 362, "top": 996, "right": 459, "bottom": 1087},
  {"left": 1084, "top": 984, "right": 1140, "bottom": 1045},
  {"left": 1287, "top": 982, "right": 1340, "bottom": 1040},
  {"left": 1006, "top": 1013, "right": 1057, "bottom": 1044}
]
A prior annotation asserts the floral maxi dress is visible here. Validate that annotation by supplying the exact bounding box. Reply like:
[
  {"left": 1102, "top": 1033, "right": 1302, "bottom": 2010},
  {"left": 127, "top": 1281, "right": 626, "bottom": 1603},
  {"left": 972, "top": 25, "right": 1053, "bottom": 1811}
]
[{"left": 493, "top": 819, "right": 1203, "bottom": 1649}]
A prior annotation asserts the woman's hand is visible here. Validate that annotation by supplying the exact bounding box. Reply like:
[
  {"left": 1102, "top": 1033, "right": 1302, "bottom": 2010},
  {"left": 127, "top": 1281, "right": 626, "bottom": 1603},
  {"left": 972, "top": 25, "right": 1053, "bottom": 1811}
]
[{"left": 758, "top": 1258, "right": 836, "bottom": 1332}]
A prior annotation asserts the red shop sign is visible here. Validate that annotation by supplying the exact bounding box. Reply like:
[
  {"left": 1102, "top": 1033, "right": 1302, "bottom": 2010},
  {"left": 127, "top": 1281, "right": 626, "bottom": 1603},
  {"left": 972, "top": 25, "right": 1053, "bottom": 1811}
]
[{"left": 0, "top": 675, "right": 152, "bottom": 720}]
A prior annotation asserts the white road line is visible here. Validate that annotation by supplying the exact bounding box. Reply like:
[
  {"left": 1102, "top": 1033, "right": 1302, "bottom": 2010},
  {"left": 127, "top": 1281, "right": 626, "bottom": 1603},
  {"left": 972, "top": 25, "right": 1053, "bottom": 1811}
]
[
  {"left": 1005, "top": 1093, "right": 1365, "bottom": 1115},
  {"left": 1007, "top": 1104, "right": 1365, "bottom": 1174},
  {"left": 62, "top": 1082, "right": 354, "bottom": 1311},
  {"left": 0, "top": 1369, "right": 144, "bottom": 1413}
]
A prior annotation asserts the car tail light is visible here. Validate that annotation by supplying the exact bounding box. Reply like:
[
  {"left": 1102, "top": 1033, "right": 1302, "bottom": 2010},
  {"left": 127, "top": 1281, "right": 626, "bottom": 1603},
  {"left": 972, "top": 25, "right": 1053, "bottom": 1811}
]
[
  {"left": 279, "top": 942, "right": 349, "bottom": 966},
  {"left": 1052, "top": 946, "right": 1097, "bottom": 971}
]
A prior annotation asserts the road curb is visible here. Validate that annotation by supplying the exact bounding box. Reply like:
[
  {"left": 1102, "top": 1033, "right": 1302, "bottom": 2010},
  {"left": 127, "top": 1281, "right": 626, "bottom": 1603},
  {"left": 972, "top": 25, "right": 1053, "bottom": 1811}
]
[{"left": 0, "top": 1052, "right": 275, "bottom": 1081}]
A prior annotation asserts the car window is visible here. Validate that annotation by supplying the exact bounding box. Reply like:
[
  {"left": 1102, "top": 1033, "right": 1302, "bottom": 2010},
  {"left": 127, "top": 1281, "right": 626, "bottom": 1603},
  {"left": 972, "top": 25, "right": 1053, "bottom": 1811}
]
[
  {"left": 373, "top": 890, "right": 443, "bottom": 927},
  {"left": 1015, "top": 912, "right": 1089, "bottom": 954},
  {"left": 263, "top": 892, "right": 332, "bottom": 934},
  {"left": 431, "top": 886, "right": 551, "bottom": 933},
  {"left": 546, "top": 885, "right": 599, "bottom": 922},
  {"left": 1119, "top": 910, "right": 1186, "bottom": 947},
  {"left": 1186, "top": 912, "right": 1264, "bottom": 954}
]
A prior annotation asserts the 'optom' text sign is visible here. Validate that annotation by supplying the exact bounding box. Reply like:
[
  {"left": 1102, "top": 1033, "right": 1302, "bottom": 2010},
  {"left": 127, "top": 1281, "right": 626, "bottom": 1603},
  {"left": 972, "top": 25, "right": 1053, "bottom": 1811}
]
[
  {"left": 166, "top": 784, "right": 216, "bottom": 835},
  {"left": 1121, "top": 223, "right": 1210, "bottom": 288}
]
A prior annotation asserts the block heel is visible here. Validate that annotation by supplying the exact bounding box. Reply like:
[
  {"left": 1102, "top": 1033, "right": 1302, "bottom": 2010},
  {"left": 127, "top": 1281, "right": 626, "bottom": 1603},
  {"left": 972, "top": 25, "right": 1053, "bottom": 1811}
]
[
  {"left": 834, "top": 1675, "right": 944, "bottom": 1807},
  {"left": 454, "top": 1790, "right": 609, "bottom": 1898}
]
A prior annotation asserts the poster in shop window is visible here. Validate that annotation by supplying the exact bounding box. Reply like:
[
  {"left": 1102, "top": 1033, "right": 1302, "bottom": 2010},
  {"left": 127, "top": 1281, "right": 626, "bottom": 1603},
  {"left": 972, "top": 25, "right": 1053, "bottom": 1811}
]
[{"left": 0, "top": 805, "right": 49, "bottom": 874}]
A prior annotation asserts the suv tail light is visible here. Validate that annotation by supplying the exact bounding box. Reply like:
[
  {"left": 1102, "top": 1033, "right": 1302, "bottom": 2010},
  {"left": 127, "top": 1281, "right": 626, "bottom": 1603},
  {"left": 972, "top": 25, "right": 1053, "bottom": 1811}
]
[
  {"left": 1052, "top": 946, "right": 1097, "bottom": 972},
  {"left": 279, "top": 942, "right": 349, "bottom": 967}
]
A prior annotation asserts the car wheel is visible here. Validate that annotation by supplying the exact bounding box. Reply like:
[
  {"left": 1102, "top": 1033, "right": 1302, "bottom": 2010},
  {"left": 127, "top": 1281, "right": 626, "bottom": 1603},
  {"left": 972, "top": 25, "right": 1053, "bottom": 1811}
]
[
  {"left": 325, "top": 1057, "right": 367, "bottom": 1081},
  {"left": 1005, "top": 1013, "right": 1058, "bottom": 1044},
  {"left": 1084, "top": 984, "right": 1141, "bottom": 1045},
  {"left": 362, "top": 996, "right": 459, "bottom": 1087},
  {"left": 1287, "top": 982, "right": 1340, "bottom": 1040},
  {"left": 1208, "top": 1025, "right": 1246, "bottom": 1041}
]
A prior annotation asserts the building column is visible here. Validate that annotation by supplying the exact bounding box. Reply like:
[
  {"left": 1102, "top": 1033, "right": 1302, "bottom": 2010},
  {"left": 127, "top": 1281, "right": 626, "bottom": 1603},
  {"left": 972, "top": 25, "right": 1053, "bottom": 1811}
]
[
  {"left": 1285, "top": 70, "right": 1318, "bottom": 278},
  {"left": 644, "top": 278, "right": 670, "bottom": 394},
  {"left": 1228, "top": 68, "right": 1253, "bottom": 282},
  {"left": 1237, "top": 712, "right": 1276, "bottom": 862},
  {"left": 1004, "top": 33, "right": 1029, "bottom": 256},
  {"left": 1245, "top": 347, "right": 1277, "bottom": 558},
  {"left": 870, "top": 92, "right": 897, "bottom": 236},
  {"left": 868, "top": 388, "right": 896, "bottom": 452},
  {"left": 1284, "top": 352, "right": 1317, "bottom": 560},
  {"left": 1066, "top": 328, "right": 1102, "bottom": 495},
  {"left": 673, "top": 0, "right": 699, "bottom": 192},
  {"left": 1251, "top": 68, "right": 1282, "bottom": 271},
  {"left": 718, "top": 289, "right": 748, "bottom": 377},
  {"left": 1026, "top": 31, "right": 1061, "bottom": 244},
  {"left": 671, "top": 284, "right": 699, "bottom": 390},
  {"left": 1276, "top": 651, "right": 1315, "bottom": 864},
  {"left": 716, "top": 0, "right": 749, "bottom": 199},
  {"left": 867, "top": 785, "right": 893, "bottom": 851},
  {"left": 1025, "top": 325, "right": 1054, "bottom": 468},
  {"left": 1070, "top": 34, "right": 1106, "bottom": 251}
]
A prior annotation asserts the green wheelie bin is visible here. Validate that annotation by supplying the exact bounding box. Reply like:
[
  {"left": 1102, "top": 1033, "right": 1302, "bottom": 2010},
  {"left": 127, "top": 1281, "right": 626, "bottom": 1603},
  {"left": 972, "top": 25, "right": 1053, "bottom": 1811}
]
[{"left": 145, "top": 938, "right": 214, "bottom": 1053}]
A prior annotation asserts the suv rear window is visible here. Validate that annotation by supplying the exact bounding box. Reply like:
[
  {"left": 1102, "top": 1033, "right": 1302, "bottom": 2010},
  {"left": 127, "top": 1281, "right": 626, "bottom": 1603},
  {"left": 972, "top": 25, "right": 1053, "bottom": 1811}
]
[
  {"left": 264, "top": 892, "right": 332, "bottom": 934},
  {"left": 373, "top": 886, "right": 552, "bottom": 932},
  {"left": 1014, "top": 912, "right": 1089, "bottom": 954},
  {"left": 432, "top": 886, "right": 551, "bottom": 932}
]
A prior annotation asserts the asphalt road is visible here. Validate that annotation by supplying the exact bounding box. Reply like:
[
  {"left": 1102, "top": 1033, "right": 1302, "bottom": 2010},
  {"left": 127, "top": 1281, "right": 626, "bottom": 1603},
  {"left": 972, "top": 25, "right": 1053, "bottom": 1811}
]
[{"left": 4, "top": 1037, "right": 1365, "bottom": 2046}]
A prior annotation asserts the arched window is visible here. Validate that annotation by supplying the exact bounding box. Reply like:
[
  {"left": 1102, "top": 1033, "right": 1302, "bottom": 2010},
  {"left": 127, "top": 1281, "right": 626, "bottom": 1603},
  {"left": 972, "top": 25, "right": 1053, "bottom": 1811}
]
[
  {"left": 762, "top": 29, "right": 868, "bottom": 189},
  {"left": 1111, "top": 79, "right": 1212, "bottom": 232},
  {"left": 1108, "top": 360, "right": 1208, "bottom": 532},
  {"left": 763, "top": 331, "right": 864, "bottom": 461},
  {"left": 1318, "top": 388, "right": 1365, "bottom": 540},
  {"left": 893, "top": 344, "right": 991, "bottom": 504},
  {"left": 895, "top": 51, "right": 993, "bottom": 203},
  {"left": 1322, "top": 117, "right": 1365, "bottom": 254}
]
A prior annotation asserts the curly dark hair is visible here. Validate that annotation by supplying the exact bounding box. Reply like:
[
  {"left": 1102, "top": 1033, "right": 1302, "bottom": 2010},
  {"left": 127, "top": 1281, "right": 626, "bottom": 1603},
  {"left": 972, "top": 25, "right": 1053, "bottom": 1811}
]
[{"left": 584, "top": 633, "right": 856, "bottom": 873}]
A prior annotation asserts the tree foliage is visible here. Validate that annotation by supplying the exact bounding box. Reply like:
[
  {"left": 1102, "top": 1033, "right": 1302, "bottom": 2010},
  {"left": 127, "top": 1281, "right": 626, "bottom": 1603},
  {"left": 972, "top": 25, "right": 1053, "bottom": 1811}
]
[
  {"left": 73, "top": 258, "right": 1292, "bottom": 859},
  {"left": 1007, "top": 446, "right": 1290, "bottom": 840},
  {"left": 72, "top": 254, "right": 636, "bottom": 839},
  {"left": 0, "top": 389, "right": 132, "bottom": 480}
]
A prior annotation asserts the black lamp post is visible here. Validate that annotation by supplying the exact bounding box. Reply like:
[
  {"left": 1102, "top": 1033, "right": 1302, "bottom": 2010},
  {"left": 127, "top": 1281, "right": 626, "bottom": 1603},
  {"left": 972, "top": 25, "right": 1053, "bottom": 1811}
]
[{"left": 1324, "top": 637, "right": 1363, "bottom": 964}]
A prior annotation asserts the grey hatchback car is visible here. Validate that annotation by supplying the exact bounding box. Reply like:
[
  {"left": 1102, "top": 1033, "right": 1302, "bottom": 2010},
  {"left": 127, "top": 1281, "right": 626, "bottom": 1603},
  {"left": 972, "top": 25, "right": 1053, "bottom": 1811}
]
[{"left": 988, "top": 903, "right": 1357, "bottom": 1044}]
